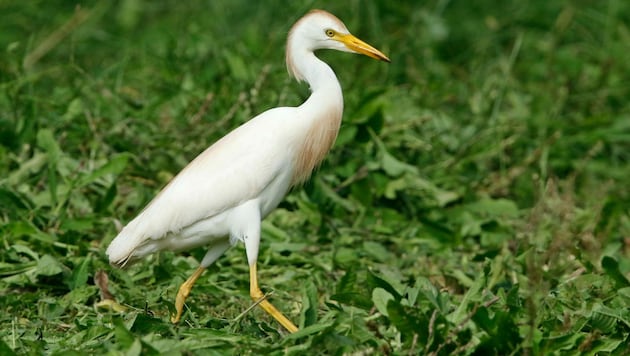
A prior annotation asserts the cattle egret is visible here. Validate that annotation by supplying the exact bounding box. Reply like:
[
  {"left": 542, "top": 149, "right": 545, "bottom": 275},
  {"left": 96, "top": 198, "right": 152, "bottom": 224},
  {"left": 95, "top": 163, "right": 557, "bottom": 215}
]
[{"left": 106, "top": 9, "right": 389, "bottom": 333}]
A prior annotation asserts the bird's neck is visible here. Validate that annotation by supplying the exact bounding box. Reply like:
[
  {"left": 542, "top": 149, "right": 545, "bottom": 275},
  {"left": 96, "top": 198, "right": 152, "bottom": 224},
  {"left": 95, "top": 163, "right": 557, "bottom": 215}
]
[
  {"left": 289, "top": 50, "right": 342, "bottom": 95},
  {"left": 287, "top": 52, "right": 344, "bottom": 186}
]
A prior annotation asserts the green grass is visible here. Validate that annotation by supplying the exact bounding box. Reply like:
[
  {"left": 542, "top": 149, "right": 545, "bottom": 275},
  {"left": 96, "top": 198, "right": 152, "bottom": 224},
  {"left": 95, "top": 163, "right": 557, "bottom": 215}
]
[{"left": 2, "top": 0, "right": 630, "bottom": 354}]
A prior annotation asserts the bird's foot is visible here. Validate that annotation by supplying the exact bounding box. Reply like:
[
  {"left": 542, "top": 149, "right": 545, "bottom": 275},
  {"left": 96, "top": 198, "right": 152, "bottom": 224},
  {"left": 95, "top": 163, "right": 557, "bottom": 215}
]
[
  {"left": 171, "top": 266, "right": 206, "bottom": 323},
  {"left": 251, "top": 289, "right": 298, "bottom": 333}
]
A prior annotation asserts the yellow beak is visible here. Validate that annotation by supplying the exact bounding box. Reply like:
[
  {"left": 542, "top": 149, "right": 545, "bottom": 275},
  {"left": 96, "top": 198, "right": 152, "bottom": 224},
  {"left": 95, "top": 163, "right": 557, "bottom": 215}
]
[{"left": 337, "top": 33, "right": 390, "bottom": 62}]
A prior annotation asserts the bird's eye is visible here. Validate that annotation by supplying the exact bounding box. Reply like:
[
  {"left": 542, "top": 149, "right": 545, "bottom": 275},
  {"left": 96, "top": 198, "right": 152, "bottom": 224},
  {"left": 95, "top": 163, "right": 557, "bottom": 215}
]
[{"left": 325, "top": 29, "right": 335, "bottom": 37}]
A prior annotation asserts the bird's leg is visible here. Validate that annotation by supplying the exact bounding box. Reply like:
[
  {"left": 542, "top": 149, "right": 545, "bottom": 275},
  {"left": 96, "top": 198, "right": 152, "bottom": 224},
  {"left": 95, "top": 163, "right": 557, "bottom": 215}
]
[
  {"left": 248, "top": 263, "right": 298, "bottom": 333},
  {"left": 171, "top": 266, "right": 205, "bottom": 323},
  {"left": 171, "top": 240, "right": 230, "bottom": 323},
  {"left": 239, "top": 201, "right": 298, "bottom": 333}
]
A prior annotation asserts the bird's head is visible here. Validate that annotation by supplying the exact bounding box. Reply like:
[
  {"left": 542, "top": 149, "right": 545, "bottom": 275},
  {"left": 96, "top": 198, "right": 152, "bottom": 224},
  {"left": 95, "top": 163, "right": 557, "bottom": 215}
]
[
  {"left": 297, "top": 10, "right": 390, "bottom": 62},
  {"left": 287, "top": 10, "right": 390, "bottom": 81}
]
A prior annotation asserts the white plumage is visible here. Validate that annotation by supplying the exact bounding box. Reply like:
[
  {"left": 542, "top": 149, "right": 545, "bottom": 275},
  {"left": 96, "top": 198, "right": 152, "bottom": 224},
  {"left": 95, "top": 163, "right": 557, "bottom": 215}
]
[
  {"left": 107, "top": 107, "right": 298, "bottom": 266},
  {"left": 106, "top": 9, "right": 389, "bottom": 332}
]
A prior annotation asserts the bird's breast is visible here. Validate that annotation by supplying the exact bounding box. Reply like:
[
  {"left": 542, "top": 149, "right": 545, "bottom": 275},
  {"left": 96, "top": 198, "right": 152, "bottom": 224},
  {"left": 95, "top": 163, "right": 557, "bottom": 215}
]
[{"left": 291, "top": 101, "right": 343, "bottom": 186}]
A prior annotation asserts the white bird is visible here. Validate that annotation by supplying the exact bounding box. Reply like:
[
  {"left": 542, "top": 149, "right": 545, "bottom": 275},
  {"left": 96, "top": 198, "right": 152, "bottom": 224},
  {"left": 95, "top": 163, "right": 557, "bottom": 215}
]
[{"left": 106, "top": 9, "right": 389, "bottom": 333}]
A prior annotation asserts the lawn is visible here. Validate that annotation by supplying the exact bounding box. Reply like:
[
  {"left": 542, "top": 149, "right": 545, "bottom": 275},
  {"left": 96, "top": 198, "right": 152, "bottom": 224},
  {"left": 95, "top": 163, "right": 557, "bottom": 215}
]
[{"left": 1, "top": 0, "right": 629, "bottom": 354}]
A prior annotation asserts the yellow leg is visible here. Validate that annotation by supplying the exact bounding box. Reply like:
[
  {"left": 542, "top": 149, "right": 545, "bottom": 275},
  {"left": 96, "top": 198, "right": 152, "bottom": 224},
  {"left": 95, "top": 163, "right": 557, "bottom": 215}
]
[
  {"left": 249, "top": 263, "right": 298, "bottom": 333},
  {"left": 171, "top": 266, "right": 206, "bottom": 323}
]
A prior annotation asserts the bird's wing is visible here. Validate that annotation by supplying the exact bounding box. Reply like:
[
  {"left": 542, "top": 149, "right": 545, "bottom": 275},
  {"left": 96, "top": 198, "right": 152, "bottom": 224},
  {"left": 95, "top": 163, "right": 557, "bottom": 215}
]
[{"left": 107, "top": 107, "right": 297, "bottom": 263}]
